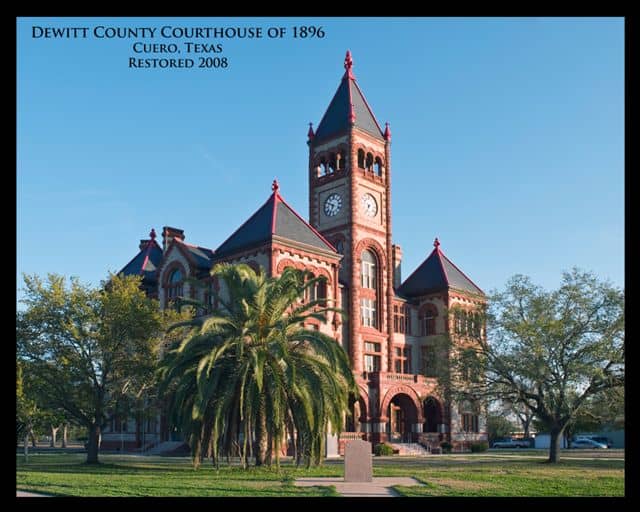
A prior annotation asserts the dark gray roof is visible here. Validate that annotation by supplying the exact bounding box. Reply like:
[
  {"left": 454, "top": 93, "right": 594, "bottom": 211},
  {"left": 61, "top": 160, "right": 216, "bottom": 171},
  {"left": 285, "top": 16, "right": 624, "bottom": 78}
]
[
  {"left": 314, "top": 74, "right": 383, "bottom": 142},
  {"left": 398, "top": 245, "right": 484, "bottom": 297},
  {"left": 180, "top": 243, "right": 215, "bottom": 270},
  {"left": 119, "top": 240, "right": 163, "bottom": 284},
  {"left": 213, "top": 195, "right": 274, "bottom": 258},
  {"left": 214, "top": 190, "right": 336, "bottom": 259}
]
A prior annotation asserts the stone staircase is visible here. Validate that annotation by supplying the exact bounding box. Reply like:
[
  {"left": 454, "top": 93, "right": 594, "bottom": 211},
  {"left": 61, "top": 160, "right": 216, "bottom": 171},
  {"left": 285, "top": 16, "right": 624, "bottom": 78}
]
[
  {"left": 145, "top": 441, "right": 189, "bottom": 456},
  {"left": 389, "top": 442, "right": 432, "bottom": 456}
]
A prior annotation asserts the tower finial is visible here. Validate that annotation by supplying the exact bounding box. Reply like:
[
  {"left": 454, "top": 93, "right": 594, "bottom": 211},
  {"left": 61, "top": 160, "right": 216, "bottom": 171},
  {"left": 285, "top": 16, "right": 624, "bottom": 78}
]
[
  {"left": 307, "top": 122, "right": 315, "bottom": 140},
  {"left": 149, "top": 228, "right": 156, "bottom": 240},
  {"left": 384, "top": 122, "right": 391, "bottom": 141},
  {"left": 344, "top": 50, "right": 354, "bottom": 79},
  {"left": 434, "top": 237, "right": 440, "bottom": 249},
  {"left": 272, "top": 179, "right": 279, "bottom": 193}
]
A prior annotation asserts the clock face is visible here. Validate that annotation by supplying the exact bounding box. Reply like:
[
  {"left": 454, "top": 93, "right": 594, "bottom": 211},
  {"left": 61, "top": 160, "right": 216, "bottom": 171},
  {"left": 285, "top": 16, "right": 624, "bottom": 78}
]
[
  {"left": 361, "top": 193, "right": 378, "bottom": 217},
  {"left": 324, "top": 193, "right": 343, "bottom": 217}
]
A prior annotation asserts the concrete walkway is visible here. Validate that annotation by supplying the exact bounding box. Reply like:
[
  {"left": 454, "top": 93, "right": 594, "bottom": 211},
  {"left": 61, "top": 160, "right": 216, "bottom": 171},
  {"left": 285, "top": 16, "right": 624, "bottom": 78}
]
[
  {"left": 294, "top": 477, "right": 423, "bottom": 497},
  {"left": 17, "top": 491, "right": 51, "bottom": 497}
]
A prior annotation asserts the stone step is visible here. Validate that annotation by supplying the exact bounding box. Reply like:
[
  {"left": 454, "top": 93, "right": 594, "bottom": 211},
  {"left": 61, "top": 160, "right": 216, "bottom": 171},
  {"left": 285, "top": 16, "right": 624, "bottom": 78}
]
[
  {"left": 145, "top": 441, "right": 188, "bottom": 455},
  {"left": 389, "top": 442, "right": 431, "bottom": 456}
]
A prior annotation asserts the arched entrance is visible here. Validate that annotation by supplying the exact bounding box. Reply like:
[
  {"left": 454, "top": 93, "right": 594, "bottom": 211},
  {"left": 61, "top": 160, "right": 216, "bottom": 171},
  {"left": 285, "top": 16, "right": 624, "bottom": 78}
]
[
  {"left": 346, "top": 394, "right": 368, "bottom": 433},
  {"left": 388, "top": 394, "right": 418, "bottom": 443},
  {"left": 423, "top": 396, "right": 443, "bottom": 433}
]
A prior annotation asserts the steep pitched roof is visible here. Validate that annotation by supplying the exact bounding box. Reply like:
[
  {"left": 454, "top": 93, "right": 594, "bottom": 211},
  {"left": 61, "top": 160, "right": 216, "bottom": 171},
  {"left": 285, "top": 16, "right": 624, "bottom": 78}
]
[
  {"left": 398, "top": 238, "right": 484, "bottom": 297},
  {"left": 313, "top": 51, "right": 384, "bottom": 142},
  {"left": 176, "top": 241, "right": 215, "bottom": 270},
  {"left": 119, "top": 229, "right": 163, "bottom": 284},
  {"left": 214, "top": 181, "right": 337, "bottom": 259}
]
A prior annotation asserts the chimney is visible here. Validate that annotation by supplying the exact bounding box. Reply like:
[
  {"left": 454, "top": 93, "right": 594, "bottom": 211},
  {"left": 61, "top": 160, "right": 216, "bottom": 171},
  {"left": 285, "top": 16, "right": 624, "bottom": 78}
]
[
  {"left": 162, "top": 226, "right": 185, "bottom": 251},
  {"left": 392, "top": 244, "right": 402, "bottom": 289}
]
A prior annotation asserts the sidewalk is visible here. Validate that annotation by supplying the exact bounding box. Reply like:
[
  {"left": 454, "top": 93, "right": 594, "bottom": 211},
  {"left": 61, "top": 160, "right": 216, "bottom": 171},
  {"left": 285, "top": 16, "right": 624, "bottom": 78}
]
[
  {"left": 294, "top": 477, "right": 423, "bottom": 497},
  {"left": 17, "top": 491, "right": 51, "bottom": 497}
]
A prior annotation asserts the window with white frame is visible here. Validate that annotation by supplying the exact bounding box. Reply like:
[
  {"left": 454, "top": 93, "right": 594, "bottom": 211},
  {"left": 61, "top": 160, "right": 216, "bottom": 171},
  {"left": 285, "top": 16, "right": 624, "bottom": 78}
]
[
  {"left": 361, "top": 298, "right": 377, "bottom": 328},
  {"left": 361, "top": 250, "right": 377, "bottom": 289}
]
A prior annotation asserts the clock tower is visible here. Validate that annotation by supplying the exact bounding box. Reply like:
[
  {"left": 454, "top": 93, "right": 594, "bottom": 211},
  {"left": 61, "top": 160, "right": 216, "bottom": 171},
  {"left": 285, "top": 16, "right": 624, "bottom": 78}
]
[{"left": 307, "top": 51, "right": 394, "bottom": 376}]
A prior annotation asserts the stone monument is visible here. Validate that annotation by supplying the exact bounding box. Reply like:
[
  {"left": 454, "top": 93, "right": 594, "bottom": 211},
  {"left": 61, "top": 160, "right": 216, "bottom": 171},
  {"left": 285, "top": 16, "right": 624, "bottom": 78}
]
[{"left": 344, "top": 440, "right": 373, "bottom": 482}]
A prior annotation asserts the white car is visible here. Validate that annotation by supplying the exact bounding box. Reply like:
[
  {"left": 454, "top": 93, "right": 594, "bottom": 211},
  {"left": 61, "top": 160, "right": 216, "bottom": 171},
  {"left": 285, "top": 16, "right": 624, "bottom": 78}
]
[
  {"left": 491, "top": 438, "right": 530, "bottom": 448},
  {"left": 571, "top": 438, "right": 608, "bottom": 449}
]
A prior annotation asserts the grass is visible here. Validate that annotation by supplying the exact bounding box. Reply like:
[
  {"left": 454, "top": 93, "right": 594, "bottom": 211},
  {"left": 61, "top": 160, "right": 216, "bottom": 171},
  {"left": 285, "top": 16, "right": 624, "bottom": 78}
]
[
  {"left": 16, "top": 454, "right": 340, "bottom": 497},
  {"left": 16, "top": 450, "right": 624, "bottom": 497},
  {"left": 391, "top": 456, "right": 624, "bottom": 497}
]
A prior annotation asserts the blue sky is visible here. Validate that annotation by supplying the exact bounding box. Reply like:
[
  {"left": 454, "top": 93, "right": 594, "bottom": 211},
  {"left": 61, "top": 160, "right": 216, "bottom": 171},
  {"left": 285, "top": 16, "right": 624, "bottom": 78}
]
[{"left": 17, "top": 17, "right": 624, "bottom": 300}]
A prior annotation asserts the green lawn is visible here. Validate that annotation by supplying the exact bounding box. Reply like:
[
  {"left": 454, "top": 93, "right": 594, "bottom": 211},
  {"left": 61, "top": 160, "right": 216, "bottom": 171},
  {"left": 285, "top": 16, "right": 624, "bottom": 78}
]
[
  {"left": 16, "top": 453, "right": 339, "bottom": 497},
  {"left": 16, "top": 451, "right": 624, "bottom": 497},
  {"left": 389, "top": 455, "right": 624, "bottom": 497}
]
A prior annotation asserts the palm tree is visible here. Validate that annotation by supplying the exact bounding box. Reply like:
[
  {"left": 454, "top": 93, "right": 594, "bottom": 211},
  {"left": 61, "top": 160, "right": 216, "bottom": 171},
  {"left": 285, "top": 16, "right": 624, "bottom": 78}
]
[{"left": 158, "top": 263, "right": 356, "bottom": 469}]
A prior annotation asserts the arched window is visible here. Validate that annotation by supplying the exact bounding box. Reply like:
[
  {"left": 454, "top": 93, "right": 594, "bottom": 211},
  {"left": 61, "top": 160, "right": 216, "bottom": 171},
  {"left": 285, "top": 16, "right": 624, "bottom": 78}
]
[
  {"left": 166, "top": 268, "right": 183, "bottom": 301},
  {"left": 203, "top": 280, "right": 215, "bottom": 314},
  {"left": 365, "top": 153, "right": 374, "bottom": 172},
  {"left": 357, "top": 149, "right": 365, "bottom": 169},
  {"left": 374, "top": 157, "right": 383, "bottom": 176},
  {"left": 304, "top": 275, "right": 328, "bottom": 305},
  {"left": 460, "top": 401, "right": 480, "bottom": 433},
  {"left": 338, "top": 150, "right": 346, "bottom": 170},
  {"left": 454, "top": 310, "right": 468, "bottom": 335},
  {"left": 472, "top": 313, "right": 482, "bottom": 339},
  {"left": 318, "top": 279, "right": 327, "bottom": 305},
  {"left": 328, "top": 153, "right": 336, "bottom": 174},
  {"left": 420, "top": 345, "right": 437, "bottom": 377},
  {"left": 460, "top": 348, "right": 480, "bottom": 383},
  {"left": 423, "top": 396, "right": 442, "bottom": 433},
  {"left": 318, "top": 159, "right": 327, "bottom": 177},
  {"left": 420, "top": 305, "right": 437, "bottom": 336},
  {"left": 361, "top": 250, "right": 377, "bottom": 289}
]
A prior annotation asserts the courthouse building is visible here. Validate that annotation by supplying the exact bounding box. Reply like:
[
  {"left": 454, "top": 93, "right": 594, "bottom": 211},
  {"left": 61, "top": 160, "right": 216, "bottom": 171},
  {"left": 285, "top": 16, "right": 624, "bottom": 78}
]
[{"left": 103, "top": 52, "right": 487, "bottom": 454}]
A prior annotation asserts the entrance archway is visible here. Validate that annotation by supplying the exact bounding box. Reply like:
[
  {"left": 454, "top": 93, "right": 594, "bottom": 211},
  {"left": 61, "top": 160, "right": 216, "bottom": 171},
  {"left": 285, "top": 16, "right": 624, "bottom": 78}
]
[
  {"left": 346, "top": 393, "right": 368, "bottom": 432},
  {"left": 423, "top": 396, "right": 443, "bottom": 433},
  {"left": 388, "top": 393, "right": 418, "bottom": 443}
]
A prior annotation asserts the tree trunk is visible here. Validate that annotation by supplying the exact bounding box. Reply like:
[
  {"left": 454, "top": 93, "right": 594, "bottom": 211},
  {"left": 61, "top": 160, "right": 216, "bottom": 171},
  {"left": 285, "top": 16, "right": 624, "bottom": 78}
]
[
  {"left": 265, "top": 431, "right": 273, "bottom": 467},
  {"left": 50, "top": 425, "right": 59, "bottom": 447},
  {"left": 29, "top": 428, "right": 37, "bottom": 448},
  {"left": 565, "top": 424, "right": 574, "bottom": 449},
  {"left": 255, "top": 397, "right": 268, "bottom": 466},
  {"left": 62, "top": 424, "right": 68, "bottom": 448},
  {"left": 23, "top": 431, "right": 29, "bottom": 462},
  {"left": 86, "top": 424, "right": 101, "bottom": 464},
  {"left": 548, "top": 425, "right": 565, "bottom": 463}
]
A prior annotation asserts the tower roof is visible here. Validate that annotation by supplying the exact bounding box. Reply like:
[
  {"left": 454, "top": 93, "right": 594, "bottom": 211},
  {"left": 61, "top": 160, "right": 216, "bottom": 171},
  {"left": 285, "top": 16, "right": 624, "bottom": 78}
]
[
  {"left": 119, "top": 229, "right": 163, "bottom": 284},
  {"left": 398, "top": 238, "right": 485, "bottom": 297},
  {"left": 313, "top": 51, "right": 384, "bottom": 142},
  {"left": 214, "top": 180, "right": 337, "bottom": 259}
]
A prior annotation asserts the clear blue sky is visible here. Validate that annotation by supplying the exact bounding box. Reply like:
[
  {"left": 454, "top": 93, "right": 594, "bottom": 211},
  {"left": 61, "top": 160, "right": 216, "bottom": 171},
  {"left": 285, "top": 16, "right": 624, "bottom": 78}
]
[{"left": 17, "top": 17, "right": 624, "bottom": 300}]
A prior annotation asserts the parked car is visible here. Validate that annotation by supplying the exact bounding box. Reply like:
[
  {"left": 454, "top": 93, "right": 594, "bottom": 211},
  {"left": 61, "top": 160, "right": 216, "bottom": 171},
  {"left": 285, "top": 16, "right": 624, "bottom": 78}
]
[
  {"left": 491, "top": 437, "right": 530, "bottom": 448},
  {"left": 571, "top": 438, "right": 608, "bottom": 449},
  {"left": 588, "top": 436, "right": 613, "bottom": 448}
]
